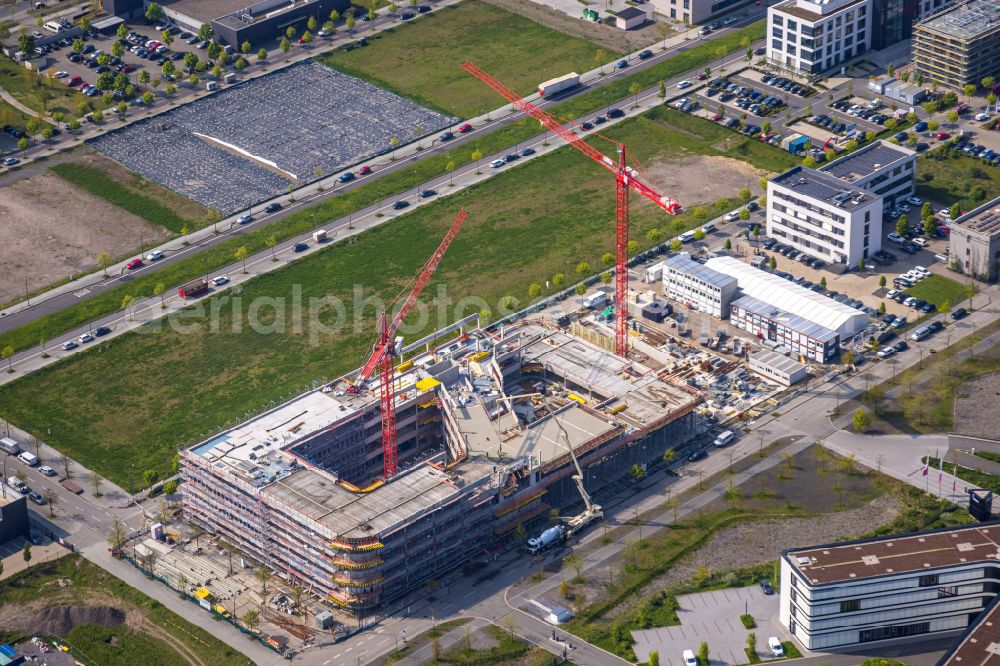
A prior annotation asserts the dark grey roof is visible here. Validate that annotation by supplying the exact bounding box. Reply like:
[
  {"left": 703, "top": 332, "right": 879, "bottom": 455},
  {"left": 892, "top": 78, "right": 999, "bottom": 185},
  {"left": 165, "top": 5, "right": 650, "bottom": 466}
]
[
  {"left": 616, "top": 6, "right": 647, "bottom": 19},
  {"left": 732, "top": 295, "right": 839, "bottom": 343},
  {"left": 954, "top": 195, "right": 1000, "bottom": 235},
  {"left": 663, "top": 253, "right": 738, "bottom": 290},
  {"left": 771, "top": 166, "right": 874, "bottom": 211},
  {"left": 821, "top": 141, "right": 915, "bottom": 182}
]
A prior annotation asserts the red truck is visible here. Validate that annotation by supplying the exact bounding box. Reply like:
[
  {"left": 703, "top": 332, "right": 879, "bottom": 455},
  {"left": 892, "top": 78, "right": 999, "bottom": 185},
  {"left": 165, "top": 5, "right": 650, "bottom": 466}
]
[{"left": 178, "top": 279, "right": 209, "bottom": 300}]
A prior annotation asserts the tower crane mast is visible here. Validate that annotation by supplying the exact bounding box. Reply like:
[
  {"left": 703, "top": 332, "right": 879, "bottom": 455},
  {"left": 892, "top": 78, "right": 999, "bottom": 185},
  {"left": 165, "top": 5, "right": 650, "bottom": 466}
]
[
  {"left": 462, "top": 62, "right": 682, "bottom": 358},
  {"left": 350, "top": 209, "right": 468, "bottom": 480}
]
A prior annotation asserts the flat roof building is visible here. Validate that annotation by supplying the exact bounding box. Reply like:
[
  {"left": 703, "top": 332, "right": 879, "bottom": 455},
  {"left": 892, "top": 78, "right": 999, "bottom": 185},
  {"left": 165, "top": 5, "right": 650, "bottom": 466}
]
[
  {"left": 661, "top": 252, "right": 739, "bottom": 319},
  {"left": 614, "top": 6, "right": 648, "bottom": 29},
  {"left": 748, "top": 349, "right": 809, "bottom": 385},
  {"left": 913, "top": 0, "right": 1000, "bottom": 90},
  {"left": 820, "top": 140, "right": 917, "bottom": 206},
  {"left": 781, "top": 522, "right": 1000, "bottom": 650},
  {"left": 0, "top": 493, "right": 28, "bottom": 545},
  {"left": 767, "top": 0, "right": 872, "bottom": 75},
  {"left": 182, "top": 318, "right": 702, "bottom": 615},
  {"left": 730, "top": 295, "right": 841, "bottom": 362},
  {"left": 706, "top": 255, "right": 869, "bottom": 338},
  {"left": 767, "top": 166, "right": 883, "bottom": 267},
  {"left": 102, "top": 0, "right": 350, "bottom": 46},
  {"left": 949, "top": 195, "right": 1000, "bottom": 281}
]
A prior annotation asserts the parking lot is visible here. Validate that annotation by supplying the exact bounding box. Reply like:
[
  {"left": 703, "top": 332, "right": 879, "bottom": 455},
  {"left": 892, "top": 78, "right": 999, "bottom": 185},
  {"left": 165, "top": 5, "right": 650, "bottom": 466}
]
[
  {"left": 631, "top": 584, "right": 787, "bottom": 666},
  {"left": 88, "top": 59, "right": 454, "bottom": 214}
]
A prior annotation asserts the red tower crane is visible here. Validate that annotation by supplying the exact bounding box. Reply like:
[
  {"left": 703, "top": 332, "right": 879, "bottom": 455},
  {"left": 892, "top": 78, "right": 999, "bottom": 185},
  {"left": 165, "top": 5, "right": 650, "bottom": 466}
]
[
  {"left": 462, "top": 62, "right": 682, "bottom": 357},
  {"left": 349, "top": 209, "right": 469, "bottom": 480}
]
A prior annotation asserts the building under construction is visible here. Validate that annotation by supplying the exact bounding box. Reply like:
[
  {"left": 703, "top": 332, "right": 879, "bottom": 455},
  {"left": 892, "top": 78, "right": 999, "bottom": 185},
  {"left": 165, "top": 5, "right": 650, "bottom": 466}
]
[{"left": 180, "top": 316, "right": 702, "bottom": 613}]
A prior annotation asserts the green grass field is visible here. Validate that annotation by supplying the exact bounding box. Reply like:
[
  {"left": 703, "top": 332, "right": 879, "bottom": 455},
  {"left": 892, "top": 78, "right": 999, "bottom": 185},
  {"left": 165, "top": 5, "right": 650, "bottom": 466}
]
[
  {"left": 916, "top": 146, "right": 1000, "bottom": 212},
  {"left": 905, "top": 274, "right": 975, "bottom": 309},
  {"left": 51, "top": 162, "right": 216, "bottom": 234},
  {"left": 317, "top": 1, "right": 615, "bottom": 117},
  {"left": 0, "top": 107, "right": 796, "bottom": 486},
  {"left": 0, "top": 556, "right": 252, "bottom": 666}
]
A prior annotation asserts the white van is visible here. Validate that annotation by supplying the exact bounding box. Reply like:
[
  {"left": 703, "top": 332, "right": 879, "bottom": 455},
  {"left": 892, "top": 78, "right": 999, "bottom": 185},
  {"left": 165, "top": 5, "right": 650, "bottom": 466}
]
[
  {"left": 911, "top": 326, "right": 931, "bottom": 341},
  {"left": 583, "top": 292, "right": 608, "bottom": 309},
  {"left": 18, "top": 451, "right": 38, "bottom": 467},
  {"left": 768, "top": 637, "right": 785, "bottom": 657},
  {"left": 713, "top": 430, "right": 735, "bottom": 447},
  {"left": 679, "top": 230, "right": 696, "bottom": 244},
  {"left": 44, "top": 21, "right": 63, "bottom": 34},
  {"left": 0, "top": 437, "right": 19, "bottom": 455}
]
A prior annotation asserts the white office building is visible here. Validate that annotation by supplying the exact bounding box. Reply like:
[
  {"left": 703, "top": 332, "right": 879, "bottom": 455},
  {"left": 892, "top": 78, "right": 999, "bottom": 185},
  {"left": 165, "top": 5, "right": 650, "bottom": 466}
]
[
  {"left": 767, "top": 0, "right": 870, "bottom": 75},
  {"left": 820, "top": 140, "right": 917, "bottom": 207},
  {"left": 767, "top": 166, "right": 883, "bottom": 267},
  {"left": 781, "top": 522, "right": 1000, "bottom": 650},
  {"left": 661, "top": 253, "right": 739, "bottom": 318}
]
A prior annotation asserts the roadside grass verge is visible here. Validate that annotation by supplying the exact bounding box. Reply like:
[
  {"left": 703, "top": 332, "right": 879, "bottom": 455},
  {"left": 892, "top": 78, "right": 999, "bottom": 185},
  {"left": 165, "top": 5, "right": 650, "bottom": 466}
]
[
  {"left": 51, "top": 162, "right": 214, "bottom": 234},
  {"left": 0, "top": 106, "right": 796, "bottom": 485},
  {"left": 924, "top": 457, "right": 1000, "bottom": 493},
  {"left": 318, "top": 1, "right": 614, "bottom": 117},
  {"left": 0, "top": 22, "right": 769, "bottom": 358},
  {"left": 904, "top": 274, "right": 976, "bottom": 310},
  {"left": 0, "top": 555, "right": 252, "bottom": 666},
  {"left": 916, "top": 145, "right": 1000, "bottom": 212}
]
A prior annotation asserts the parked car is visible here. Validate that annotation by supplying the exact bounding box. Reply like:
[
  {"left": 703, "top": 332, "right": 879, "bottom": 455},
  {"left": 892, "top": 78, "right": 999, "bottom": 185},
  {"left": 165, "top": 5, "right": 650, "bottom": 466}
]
[
  {"left": 952, "top": 307, "right": 968, "bottom": 319},
  {"left": 78, "top": 333, "right": 93, "bottom": 344},
  {"left": 392, "top": 200, "right": 409, "bottom": 210},
  {"left": 338, "top": 171, "right": 355, "bottom": 183},
  {"left": 39, "top": 465, "right": 56, "bottom": 476},
  {"left": 676, "top": 80, "right": 693, "bottom": 89},
  {"left": 759, "top": 580, "right": 775, "bottom": 595},
  {"left": 126, "top": 258, "right": 143, "bottom": 270},
  {"left": 145, "top": 250, "right": 164, "bottom": 261},
  {"left": 489, "top": 159, "right": 505, "bottom": 168},
  {"left": 292, "top": 242, "right": 308, "bottom": 252},
  {"left": 264, "top": 202, "right": 282, "bottom": 213},
  {"left": 212, "top": 275, "right": 230, "bottom": 286},
  {"left": 357, "top": 165, "right": 372, "bottom": 175},
  {"left": 62, "top": 340, "right": 78, "bottom": 351},
  {"left": 237, "top": 213, "right": 253, "bottom": 224},
  {"left": 457, "top": 123, "right": 473, "bottom": 133},
  {"left": 768, "top": 638, "right": 784, "bottom": 658},
  {"left": 94, "top": 326, "right": 111, "bottom": 337}
]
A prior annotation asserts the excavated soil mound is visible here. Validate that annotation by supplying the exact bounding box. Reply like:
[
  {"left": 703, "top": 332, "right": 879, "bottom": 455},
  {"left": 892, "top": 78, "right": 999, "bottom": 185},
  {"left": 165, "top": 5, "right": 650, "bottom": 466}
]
[{"left": 1, "top": 605, "right": 126, "bottom": 636}]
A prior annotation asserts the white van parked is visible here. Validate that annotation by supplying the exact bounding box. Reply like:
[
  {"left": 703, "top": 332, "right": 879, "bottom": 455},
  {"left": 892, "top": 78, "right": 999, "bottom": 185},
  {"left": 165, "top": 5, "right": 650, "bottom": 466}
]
[
  {"left": 583, "top": 292, "right": 608, "bottom": 309},
  {"left": 713, "top": 430, "right": 735, "bottom": 447},
  {"left": 679, "top": 230, "right": 696, "bottom": 243},
  {"left": 0, "top": 437, "right": 19, "bottom": 455},
  {"left": 18, "top": 451, "right": 38, "bottom": 466}
]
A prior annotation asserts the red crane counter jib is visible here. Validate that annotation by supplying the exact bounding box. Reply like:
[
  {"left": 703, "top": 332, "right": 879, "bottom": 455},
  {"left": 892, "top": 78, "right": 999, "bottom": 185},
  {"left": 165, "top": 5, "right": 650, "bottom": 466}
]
[
  {"left": 461, "top": 62, "right": 681, "bottom": 357},
  {"left": 352, "top": 209, "right": 468, "bottom": 481}
]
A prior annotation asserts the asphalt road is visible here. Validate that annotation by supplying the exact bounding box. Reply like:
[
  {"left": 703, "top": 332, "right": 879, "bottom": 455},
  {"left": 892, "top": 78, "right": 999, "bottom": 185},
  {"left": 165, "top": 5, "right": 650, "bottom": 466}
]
[{"left": 0, "top": 9, "right": 768, "bottom": 341}]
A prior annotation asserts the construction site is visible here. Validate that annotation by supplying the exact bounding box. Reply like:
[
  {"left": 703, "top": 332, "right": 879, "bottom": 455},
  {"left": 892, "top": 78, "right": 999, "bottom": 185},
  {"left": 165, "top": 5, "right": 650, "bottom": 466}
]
[
  {"left": 180, "top": 307, "right": 704, "bottom": 614},
  {"left": 173, "top": 63, "right": 790, "bottom": 625}
]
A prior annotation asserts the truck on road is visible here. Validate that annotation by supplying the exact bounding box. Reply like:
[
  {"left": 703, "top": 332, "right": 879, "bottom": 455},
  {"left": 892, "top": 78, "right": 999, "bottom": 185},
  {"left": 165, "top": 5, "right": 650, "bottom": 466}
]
[
  {"left": 178, "top": 278, "right": 209, "bottom": 300},
  {"left": 538, "top": 73, "right": 580, "bottom": 98},
  {"left": 526, "top": 525, "right": 567, "bottom": 554}
]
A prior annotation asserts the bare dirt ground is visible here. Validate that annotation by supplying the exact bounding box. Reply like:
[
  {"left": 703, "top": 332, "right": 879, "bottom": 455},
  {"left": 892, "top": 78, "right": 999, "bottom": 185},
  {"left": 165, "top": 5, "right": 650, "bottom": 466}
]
[
  {"left": 482, "top": 0, "right": 668, "bottom": 52},
  {"left": 0, "top": 169, "right": 170, "bottom": 304},
  {"left": 643, "top": 154, "right": 769, "bottom": 205},
  {"left": 953, "top": 372, "right": 1000, "bottom": 440}
]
